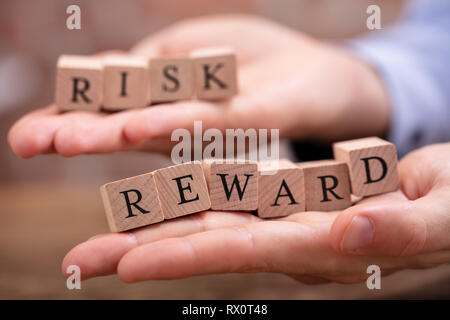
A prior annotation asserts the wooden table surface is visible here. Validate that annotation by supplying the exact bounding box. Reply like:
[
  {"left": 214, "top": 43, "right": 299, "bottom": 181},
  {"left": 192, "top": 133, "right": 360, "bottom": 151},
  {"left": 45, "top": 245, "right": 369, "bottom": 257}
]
[{"left": 1, "top": 183, "right": 449, "bottom": 299}]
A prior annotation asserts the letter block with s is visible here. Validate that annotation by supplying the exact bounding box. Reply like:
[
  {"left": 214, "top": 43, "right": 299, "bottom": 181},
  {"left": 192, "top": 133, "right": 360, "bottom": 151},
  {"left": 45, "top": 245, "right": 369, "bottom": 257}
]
[
  {"left": 55, "top": 55, "right": 102, "bottom": 112},
  {"left": 333, "top": 137, "right": 399, "bottom": 196},
  {"left": 149, "top": 57, "right": 194, "bottom": 103},
  {"left": 100, "top": 172, "right": 164, "bottom": 232},
  {"left": 154, "top": 161, "right": 211, "bottom": 219}
]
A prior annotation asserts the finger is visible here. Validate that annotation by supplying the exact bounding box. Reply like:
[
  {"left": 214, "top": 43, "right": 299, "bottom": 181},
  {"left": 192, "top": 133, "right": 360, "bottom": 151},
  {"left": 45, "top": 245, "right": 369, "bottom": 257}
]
[
  {"left": 330, "top": 187, "right": 450, "bottom": 257},
  {"left": 123, "top": 101, "right": 227, "bottom": 144},
  {"left": 62, "top": 211, "right": 260, "bottom": 280},
  {"left": 8, "top": 105, "right": 62, "bottom": 158},
  {"left": 53, "top": 109, "right": 138, "bottom": 156},
  {"left": 117, "top": 221, "right": 322, "bottom": 282}
]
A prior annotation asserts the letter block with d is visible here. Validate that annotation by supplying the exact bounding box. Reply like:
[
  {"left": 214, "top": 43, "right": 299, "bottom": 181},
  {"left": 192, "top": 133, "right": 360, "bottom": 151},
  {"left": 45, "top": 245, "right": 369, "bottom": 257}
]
[
  {"left": 190, "top": 47, "right": 237, "bottom": 100},
  {"left": 154, "top": 161, "right": 211, "bottom": 219},
  {"left": 258, "top": 159, "right": 305, "bottom": 218},
  {"left": 202, "top": 160, "right": 258, "bottom": 211},
  {"left": 55, "top": 55, "right": 102, "bottom": 111},
  {"left": 298, "top": 160, "right": 351, "bottom": 212},
  {"left": 333, "top": 137, "right": 399, "bottom": 196},
  {"left": 100, "top": 172, "right": 164, "bottom": 232}
]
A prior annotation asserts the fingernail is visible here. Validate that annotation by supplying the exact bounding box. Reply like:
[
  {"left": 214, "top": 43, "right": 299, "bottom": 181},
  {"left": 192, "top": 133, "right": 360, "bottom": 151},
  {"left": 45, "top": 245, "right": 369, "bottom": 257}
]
[{"left": 340, "top": 216, "right": 374, "bottom": 254}]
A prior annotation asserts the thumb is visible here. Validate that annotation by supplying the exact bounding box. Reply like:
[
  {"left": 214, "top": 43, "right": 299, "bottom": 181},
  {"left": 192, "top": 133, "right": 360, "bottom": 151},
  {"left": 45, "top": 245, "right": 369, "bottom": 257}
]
[{"left": 330, "top": 187, "right": 450, "bottom": 257}]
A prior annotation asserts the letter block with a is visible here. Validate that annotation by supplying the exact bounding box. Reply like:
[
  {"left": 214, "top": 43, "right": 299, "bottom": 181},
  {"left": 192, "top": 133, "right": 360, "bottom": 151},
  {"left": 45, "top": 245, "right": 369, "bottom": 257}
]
[
  {"left": 103, "top": 55, "right": 149, "bottom": 110},
  {"left": 55, "top": 55, "right": 103, "bottom": 112},
  {"left": 149, "top": 57, "right": 193, "bottom": 103},
  {"left": 154, "top": 161, "right": 211, "bottom": 219},
  {"left": 202, "top": 160, "right": 258, "bottom": 211},
  {"left": 190, "top": 47, "right": 237, "bottom": 100},
  {"left": 100, "top": 172, "right": 164, "bottom": 232},
  {"left": 298, "top": 160, "right": 351, "bottom": 212},
  {"left": 333, "top": 137, "right": 399, "bottom": 196},
  {"left": 258, "top": 159, "right": 305, "bottom": 218}
]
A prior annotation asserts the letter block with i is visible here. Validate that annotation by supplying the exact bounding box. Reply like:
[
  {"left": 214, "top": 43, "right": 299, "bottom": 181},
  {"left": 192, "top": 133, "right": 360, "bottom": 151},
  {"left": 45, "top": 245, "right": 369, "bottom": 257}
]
[
  {"left": 55, "top": 55, "right": 102, "bottom": 112},
  {"left": 149, "top": 57, "right": 193, "bottom": 103},
  {"left": 190, "top": 47, "right": 238, "bottom": 100},
  {"left": 298, "top": 160, "right": 351, "bottom": 212},
  {"left": 154, "top": 161, "right": 211, "bottom": 219},
  {"left": 202, "top": 160, "right": 258, "bottom": 211},
  {"left": 258, "top": 159, "right": 305, "bottom": 218},
  {"left": 333, "top": 137, "right": 399, "bottom": 196},
  {"left": 100, "top": 172, "right": 164, "bottom": 232},
  {"left": 103, "top": 55, "right": 150, "bottom": 110}
]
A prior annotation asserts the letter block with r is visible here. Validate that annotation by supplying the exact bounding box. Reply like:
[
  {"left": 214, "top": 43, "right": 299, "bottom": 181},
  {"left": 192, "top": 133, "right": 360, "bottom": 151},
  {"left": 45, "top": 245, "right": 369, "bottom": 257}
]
[
  {"left": 298, "top": 160, "right": 352, "bottom": 211},
  {"left": 100, "top": 172, "right": 164, "bottom": 232},
  {"left": 55, "top": 55, "right": 102, "bottom": 112}
]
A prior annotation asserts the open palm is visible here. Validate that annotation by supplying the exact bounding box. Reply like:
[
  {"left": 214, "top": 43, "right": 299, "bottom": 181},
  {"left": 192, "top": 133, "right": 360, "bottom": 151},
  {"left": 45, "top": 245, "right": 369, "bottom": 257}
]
[
  {"left": 63, "top": 143, "right": 450, "bottom": 283},
  {"left": 8, "top": 15, "right": 389, "bottom": 159}
]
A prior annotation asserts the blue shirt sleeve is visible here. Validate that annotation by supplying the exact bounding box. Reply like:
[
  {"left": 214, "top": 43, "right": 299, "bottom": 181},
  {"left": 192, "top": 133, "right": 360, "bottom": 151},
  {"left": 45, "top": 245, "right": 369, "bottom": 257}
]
[{"left": 349, "top": 0, "right": 450, "bottom": 157}]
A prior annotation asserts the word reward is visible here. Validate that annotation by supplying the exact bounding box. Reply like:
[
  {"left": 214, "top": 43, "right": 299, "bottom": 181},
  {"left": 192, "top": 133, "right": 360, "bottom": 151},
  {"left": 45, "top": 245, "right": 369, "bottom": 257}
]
[{"left": 100, "top": 137, "right": 399, "bottom": 232}]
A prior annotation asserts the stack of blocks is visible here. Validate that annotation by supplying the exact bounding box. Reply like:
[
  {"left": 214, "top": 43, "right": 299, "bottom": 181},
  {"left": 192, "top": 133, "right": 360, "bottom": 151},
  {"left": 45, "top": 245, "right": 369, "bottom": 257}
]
[
  {"left": 55, "top": 47, "right": 238, "bottom": 111},
  {"left": 100, "top": 137, "right": 399, "bottom": 232}
]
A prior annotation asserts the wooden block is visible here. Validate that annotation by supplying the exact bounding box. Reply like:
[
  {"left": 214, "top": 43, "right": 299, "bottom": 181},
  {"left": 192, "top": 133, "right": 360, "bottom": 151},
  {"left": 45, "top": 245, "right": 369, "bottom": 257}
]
[
  {"left": 258, "top": 159, "right": 305, "bottom": 218},
  {"left": 149, "top": 57, "right": 193, "bottom": 103},
  {"left": 103, "top": 55, "right": 149, "bottom": 110},
  {"left": 55, "top": 55, "right": 102, "bottom": 112},
  {"left": 333, "top": 137, "right": 399, "bottom": 196},
  {"left": 190, "top": 47, "right": 238, "bottom": 100},
  {"left": 154, "top": 161, "right": 211, "bottom": 219},
  {"left": 202, "top": 160, "right": 258, "bottom": 211},
  {"left": 298, "top": 160, "right": 351, "bottom": 212},
  {"left": 100, "top": 172, "right": 164, "bottom": 232}
]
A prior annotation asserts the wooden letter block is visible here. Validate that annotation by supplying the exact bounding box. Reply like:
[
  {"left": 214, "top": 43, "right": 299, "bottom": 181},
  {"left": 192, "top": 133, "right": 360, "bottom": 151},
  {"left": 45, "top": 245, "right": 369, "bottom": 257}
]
[
  {"left": 333, "top": 137, "right": 399, "bottom": 196},
  {"left": 298, "top": 160, "right": 351, "bottom": 212},
  {"left": 103, "top": 55, "right": 149, "bottom": 110},
  {"left": 100, "top": 172, "right": 164, "bottom": 232},
  {"left": 258, "top": 159, "right": 305, "bottom": 218},
  {"left": 190, "top": 47, "right": 238, "bottom": 100},
  {"left": 154, "top": 161, "right": 211, "bottom": 219},
  {"left": 202, "top": 160, "right": 258, "bottom": 211},
  {"left": 55, "top": 55, "right": 102, "bottom": 112},
  {"left": 149, "top": 57, "right": 193, "bottom": 103}
]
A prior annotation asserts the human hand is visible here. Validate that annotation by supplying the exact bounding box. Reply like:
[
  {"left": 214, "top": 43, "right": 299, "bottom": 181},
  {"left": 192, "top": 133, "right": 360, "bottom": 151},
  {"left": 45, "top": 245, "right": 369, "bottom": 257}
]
[
  {"left": 62, "top": 143, "right": 450, "bottom": 284},
  {"left": 9, "top": 14, "right": 390, "bottom": 158}
]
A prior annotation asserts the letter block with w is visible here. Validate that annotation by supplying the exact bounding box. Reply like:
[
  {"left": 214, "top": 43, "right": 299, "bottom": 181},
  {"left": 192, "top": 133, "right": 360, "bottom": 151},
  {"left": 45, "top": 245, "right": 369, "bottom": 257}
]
[{"left": 202, "top": 160, "right": 258, "bottom": 211}]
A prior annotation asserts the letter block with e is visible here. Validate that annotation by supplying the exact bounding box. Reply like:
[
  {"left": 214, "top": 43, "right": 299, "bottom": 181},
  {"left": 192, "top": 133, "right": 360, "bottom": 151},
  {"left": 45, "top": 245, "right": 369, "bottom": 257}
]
[
  {"left": 55, "top": 55, "right": 102, "bottom": 112},
  {"left": 154, "top": 161, "right": 211, "bottom": 219},
  {"left": 100, "top": 172, "right": 164, "bottom": 232},
  {"left": 298, "top": 160, "right": 352, "bottom": 212},
  {"left": 333, "top": 137, "right": 399, "bottom": 196}
]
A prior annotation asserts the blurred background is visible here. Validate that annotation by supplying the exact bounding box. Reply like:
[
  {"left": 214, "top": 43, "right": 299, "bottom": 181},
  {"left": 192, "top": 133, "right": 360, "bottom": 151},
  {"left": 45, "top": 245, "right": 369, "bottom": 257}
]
[{"left": 1, "top": 0, "right": 450, "bottom": 299}]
